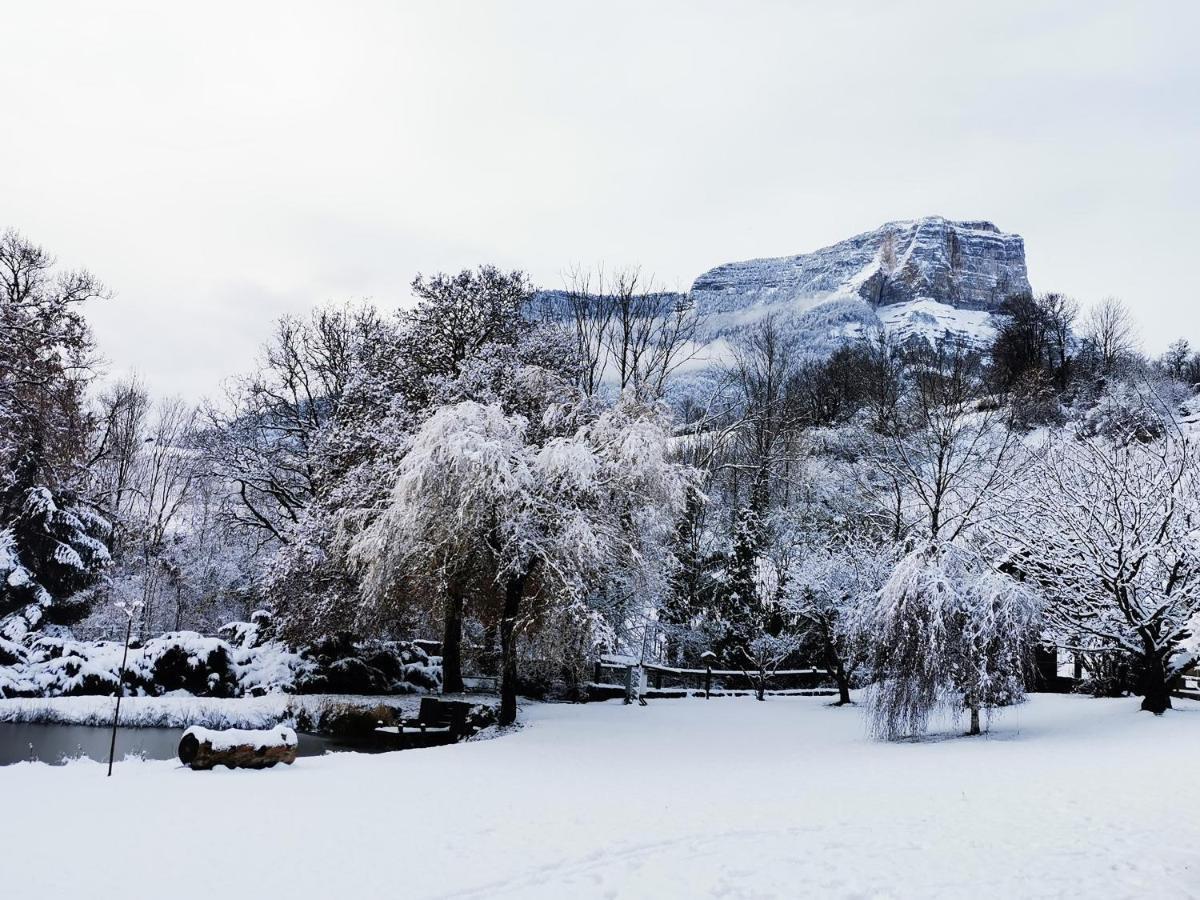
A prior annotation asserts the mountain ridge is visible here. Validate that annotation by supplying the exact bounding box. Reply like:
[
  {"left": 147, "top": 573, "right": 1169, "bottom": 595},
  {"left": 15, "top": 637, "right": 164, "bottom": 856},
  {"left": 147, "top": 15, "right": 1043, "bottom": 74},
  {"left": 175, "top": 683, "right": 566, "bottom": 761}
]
[{"left": 690, "top": 216, "right": 1030, "bottom": 318}]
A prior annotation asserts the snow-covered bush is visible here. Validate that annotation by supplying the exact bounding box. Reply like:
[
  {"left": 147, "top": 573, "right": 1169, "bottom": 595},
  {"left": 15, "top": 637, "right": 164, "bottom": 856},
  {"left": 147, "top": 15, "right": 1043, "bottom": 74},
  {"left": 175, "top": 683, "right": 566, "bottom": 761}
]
[
  {"left": 1075, "top": 378, "right": 1186, "bottom": 444},
  {"left": 295, "top": 633, "right": 438, "bottom": 695},
  {"left": 0, "top": 620, "right": 441, "bottom": 699}
]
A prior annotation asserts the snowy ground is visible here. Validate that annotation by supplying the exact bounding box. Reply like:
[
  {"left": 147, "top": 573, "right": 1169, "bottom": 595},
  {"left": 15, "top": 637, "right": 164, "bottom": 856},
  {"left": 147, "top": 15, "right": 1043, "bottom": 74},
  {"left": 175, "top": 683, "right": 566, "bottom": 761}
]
[{"left": 2, "top": 693, "right": 1197, "bottom": 899}]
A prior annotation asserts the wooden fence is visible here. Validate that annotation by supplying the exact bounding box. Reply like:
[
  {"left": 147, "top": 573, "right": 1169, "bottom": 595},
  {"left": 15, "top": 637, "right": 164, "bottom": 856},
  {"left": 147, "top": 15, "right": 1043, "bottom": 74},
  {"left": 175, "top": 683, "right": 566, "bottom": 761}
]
[
  {"left": 1176, "top": 665, "right": 1200, "bottom": 702},
  {"left": 587, "top": 659, "right": 835, "bottom": 700}
]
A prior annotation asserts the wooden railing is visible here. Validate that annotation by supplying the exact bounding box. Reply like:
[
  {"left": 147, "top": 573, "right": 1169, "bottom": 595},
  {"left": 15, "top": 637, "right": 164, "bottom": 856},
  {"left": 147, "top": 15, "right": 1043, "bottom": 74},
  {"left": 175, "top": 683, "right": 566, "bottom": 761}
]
[
  {"left": 591, "top": 658, "right": 833, "bottom": 697},
  {"left": 1175, "top": 666, "right": 1200, "bottom": 702}
]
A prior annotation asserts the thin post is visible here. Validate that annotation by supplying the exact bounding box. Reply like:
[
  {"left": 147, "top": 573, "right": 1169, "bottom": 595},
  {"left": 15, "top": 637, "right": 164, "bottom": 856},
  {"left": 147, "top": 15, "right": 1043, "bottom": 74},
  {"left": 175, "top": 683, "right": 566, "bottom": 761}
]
[
  {"left": 107, "top": 602, "right": 139, "bottom": 777},
  {"left": 705, "top": 664, "right": 712, "bottom": 699}
]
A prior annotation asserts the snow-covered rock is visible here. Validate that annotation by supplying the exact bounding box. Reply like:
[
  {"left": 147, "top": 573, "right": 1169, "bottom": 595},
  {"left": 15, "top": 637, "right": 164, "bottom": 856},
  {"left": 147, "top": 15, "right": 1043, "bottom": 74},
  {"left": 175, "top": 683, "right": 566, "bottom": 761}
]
[
  {"left": 683, "top": 216, "right": 1028, "bottom": 355},
  {"left": 692, "top": 216, "right": 1030, "bottom": 317}
]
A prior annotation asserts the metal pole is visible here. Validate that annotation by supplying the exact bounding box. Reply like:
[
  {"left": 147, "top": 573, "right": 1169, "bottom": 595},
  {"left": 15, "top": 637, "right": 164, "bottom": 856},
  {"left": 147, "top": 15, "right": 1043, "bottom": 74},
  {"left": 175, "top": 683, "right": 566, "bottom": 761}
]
[{"left": 107, "top": 613, "right": 134, "bottom": 777}]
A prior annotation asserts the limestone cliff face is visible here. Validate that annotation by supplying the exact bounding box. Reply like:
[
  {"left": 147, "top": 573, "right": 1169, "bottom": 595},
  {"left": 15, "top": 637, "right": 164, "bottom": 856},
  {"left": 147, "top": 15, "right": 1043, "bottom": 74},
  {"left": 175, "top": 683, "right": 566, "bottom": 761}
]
[{"left": 690, "top": 217, "right": 1030, "bottom": 317}]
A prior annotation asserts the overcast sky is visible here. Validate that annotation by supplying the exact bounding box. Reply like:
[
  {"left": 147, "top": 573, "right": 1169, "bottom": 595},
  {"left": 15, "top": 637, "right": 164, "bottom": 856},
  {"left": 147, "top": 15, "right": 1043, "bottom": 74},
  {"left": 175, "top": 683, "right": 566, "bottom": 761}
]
[{"left": 3, "top": 1, "right": 1197, "bottom": 400}]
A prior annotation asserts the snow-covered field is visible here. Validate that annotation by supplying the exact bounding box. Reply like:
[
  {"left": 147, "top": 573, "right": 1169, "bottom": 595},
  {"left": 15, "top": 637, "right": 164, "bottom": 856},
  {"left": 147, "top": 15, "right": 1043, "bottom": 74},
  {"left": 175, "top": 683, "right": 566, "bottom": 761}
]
[{"left": 2, "top": 693, "right": 1197, "bottom": 899}]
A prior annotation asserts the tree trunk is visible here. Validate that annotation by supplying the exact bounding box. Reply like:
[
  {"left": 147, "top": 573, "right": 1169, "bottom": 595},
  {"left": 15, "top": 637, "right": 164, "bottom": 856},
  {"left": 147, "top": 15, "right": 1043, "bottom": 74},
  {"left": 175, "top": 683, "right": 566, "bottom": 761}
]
[
  {"left": 178, "top": 726, "right": 298, "bottom": 770},
  {"left": 1140, "top": 652, "right": 1173, "bottom": 715},
  {"left": 823, "top": 640, "right": 853, "bottom": 706},
  {"left": 498, "top": 571, "right": 526, "bottom": 727},
  {"left": 836, "top": 676, "right": 852, "bottom": 706},
  {"left": 968, "top": 703, "right": 981, "bottom": 735},
  {"left": 441, "top": 591, "right": 465, "bottom": 695}
]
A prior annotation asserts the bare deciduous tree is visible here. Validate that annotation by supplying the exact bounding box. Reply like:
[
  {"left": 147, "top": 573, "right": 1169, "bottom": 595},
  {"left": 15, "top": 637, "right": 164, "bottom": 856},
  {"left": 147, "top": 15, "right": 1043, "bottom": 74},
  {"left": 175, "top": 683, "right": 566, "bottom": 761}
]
[
  {"left": 555, "top": 265, "right": 699, "bottom": 398},
  {"left": 1082, "top": 297, "right": 1138, "bottom": 374},
  {"left": 863, "top": 346, "right": 1023, "bottom": 543}
]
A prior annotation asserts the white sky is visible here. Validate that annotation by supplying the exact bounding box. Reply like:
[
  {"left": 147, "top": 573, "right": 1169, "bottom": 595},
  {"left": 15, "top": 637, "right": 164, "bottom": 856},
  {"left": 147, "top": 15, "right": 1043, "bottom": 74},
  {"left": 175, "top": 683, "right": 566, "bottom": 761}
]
[{"left": 3, "top": 1, "right": 1197, "bottom": 400}]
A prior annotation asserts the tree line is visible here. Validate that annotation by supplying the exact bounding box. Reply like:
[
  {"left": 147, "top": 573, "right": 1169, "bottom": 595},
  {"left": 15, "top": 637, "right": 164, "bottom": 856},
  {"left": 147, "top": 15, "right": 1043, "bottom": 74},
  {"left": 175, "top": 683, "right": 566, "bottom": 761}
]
[{"left": 2, "top": 227, "right": 1198, "bottom": 734}]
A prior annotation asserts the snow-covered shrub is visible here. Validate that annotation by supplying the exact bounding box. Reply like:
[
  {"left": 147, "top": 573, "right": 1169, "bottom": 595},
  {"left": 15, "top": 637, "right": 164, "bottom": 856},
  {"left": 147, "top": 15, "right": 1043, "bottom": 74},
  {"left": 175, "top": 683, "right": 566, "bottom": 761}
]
[
  {"left": 1076, "top": 378, "right": 1186, "bottom": 444},
  {"left": 219, "top": 610, "right": 274, "bottom": 651},
  {"left": 1075, "top": 651, "right": 1140, "bottom": 699},
  {"left": 316, "top": 701, "right": 399, "bottom": 737},
  {"left": 294, "top": 634, "right": 439, "bottom": 695},
  {"left": 143, "top": 633, "right": 236, "bottom": 696},
  {"left": 0, "top": 623, "right": 441, "bottom": 699}
]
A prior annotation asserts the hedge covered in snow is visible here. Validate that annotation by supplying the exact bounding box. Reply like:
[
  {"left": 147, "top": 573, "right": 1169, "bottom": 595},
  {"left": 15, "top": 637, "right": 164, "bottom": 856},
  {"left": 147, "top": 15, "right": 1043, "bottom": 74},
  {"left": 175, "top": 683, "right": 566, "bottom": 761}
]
[{"left": 0, "top": 612, "right": 441, "bottom": 699}]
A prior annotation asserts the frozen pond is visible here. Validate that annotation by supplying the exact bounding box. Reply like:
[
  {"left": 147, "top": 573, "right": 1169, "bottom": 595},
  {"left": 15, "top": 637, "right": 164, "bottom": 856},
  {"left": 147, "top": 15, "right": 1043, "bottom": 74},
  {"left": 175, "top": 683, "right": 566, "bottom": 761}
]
[{"left": 0, "top": 721, "right": 374, "bottom": 766}]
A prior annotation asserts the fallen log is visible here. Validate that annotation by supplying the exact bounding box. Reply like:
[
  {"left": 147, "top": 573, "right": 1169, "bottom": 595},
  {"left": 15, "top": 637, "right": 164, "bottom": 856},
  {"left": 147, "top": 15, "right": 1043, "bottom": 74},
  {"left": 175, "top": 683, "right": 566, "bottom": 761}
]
[{"left": 178, "top": 725, "right": 298, "bottom": 770}]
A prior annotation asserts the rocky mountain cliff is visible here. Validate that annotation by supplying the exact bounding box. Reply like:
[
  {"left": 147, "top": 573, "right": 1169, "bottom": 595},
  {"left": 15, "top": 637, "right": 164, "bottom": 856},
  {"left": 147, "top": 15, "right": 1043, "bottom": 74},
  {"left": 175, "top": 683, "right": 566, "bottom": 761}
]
[
  {"left": 536, "top": 217, "right": 1031, "bottom": 362},
  {"left": 691, "top": 217, "right": 1030, "bottom": 318}
]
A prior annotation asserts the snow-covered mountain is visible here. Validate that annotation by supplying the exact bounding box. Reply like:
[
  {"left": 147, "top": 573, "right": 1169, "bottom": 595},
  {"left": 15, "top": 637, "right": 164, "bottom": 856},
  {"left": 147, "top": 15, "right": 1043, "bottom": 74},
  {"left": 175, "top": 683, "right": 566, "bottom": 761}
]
[
  {"left": 690, "top": 217, "right": 1030, "bottom": 351},
  {"left": 537, "top": 217, "right": 1030, "bottom": 362}
]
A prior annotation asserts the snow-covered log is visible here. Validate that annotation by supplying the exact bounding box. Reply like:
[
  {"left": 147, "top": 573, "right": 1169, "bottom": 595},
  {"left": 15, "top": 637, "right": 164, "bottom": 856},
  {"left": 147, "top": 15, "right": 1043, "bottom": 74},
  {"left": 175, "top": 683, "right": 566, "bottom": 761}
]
[{"left": 177, "top": 725, "right": 297, "bottom": 770}]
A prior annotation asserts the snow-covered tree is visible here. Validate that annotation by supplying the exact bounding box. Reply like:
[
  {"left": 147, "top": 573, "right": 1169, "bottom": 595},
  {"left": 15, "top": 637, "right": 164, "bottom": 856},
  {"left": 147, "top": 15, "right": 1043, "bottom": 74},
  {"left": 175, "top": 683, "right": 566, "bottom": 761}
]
[
  {"left": 855, "top": 540, "right": 1039, "bottom": 739},
  {"left": 550, "top": 265, "right": 700, "bottom": 398},
  {"left": 994, "top": 423, "right": 1200, "bottom": 713},
  {"left": 0, "top": 473, "right": 110, "bottom": 638},
  {"left": 859, "top": 345, "right": 1022, "bottom": 543},
  {"left": 203, "top": 302, "right": 388, "bottom": 544},
  {"left": 786, "top": 540, "right": 893, "bottom": 705},
  {"left": 0, "top": 230, "right": 110, "bottom": 635},
  {"left": 737, "top": 633, "right": 800, "bottom": 701},
  {"left": 351, "top": 394, "right": 691, "bottom": 724}
]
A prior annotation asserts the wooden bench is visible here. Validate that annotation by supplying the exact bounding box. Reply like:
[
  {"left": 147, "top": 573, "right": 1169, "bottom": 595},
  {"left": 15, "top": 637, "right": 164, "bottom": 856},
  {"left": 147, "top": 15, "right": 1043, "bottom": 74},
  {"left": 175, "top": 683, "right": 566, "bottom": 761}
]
[{"left": 374, "top": 698, "right": 477, "bottom": 749}]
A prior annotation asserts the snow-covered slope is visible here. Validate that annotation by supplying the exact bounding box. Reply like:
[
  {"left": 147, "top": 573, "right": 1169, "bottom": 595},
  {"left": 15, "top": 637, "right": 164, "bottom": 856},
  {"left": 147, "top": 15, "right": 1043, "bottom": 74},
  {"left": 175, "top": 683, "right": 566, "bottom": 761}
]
[{"left": 871, "top": 297, "right": 999, "bottom": 348}]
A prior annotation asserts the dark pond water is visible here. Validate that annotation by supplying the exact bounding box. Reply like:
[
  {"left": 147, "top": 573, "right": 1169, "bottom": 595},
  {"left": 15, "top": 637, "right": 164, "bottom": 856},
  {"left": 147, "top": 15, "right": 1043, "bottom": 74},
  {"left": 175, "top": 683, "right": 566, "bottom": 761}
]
[{"left": 0, "top": 722, "right": 385, "bottom": 766}]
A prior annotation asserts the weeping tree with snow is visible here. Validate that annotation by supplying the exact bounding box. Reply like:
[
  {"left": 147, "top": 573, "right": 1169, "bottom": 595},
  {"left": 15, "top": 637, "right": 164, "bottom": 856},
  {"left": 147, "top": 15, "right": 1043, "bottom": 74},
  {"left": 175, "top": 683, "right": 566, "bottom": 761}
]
[
  {"left": 785, "top": 539, "right": 893, "bottom": 705},
  {"left": 856, "top": 540, "right": 1040, "bottom": 739},
  {"left": 993, "top": 420, "right": 1200, "bottom": 714},
  {"left": 350, "top": 395, "right": 691, "bottom": 725},
  {"left": 348, "top": 401, "right": 529, "bottom": 716}
]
